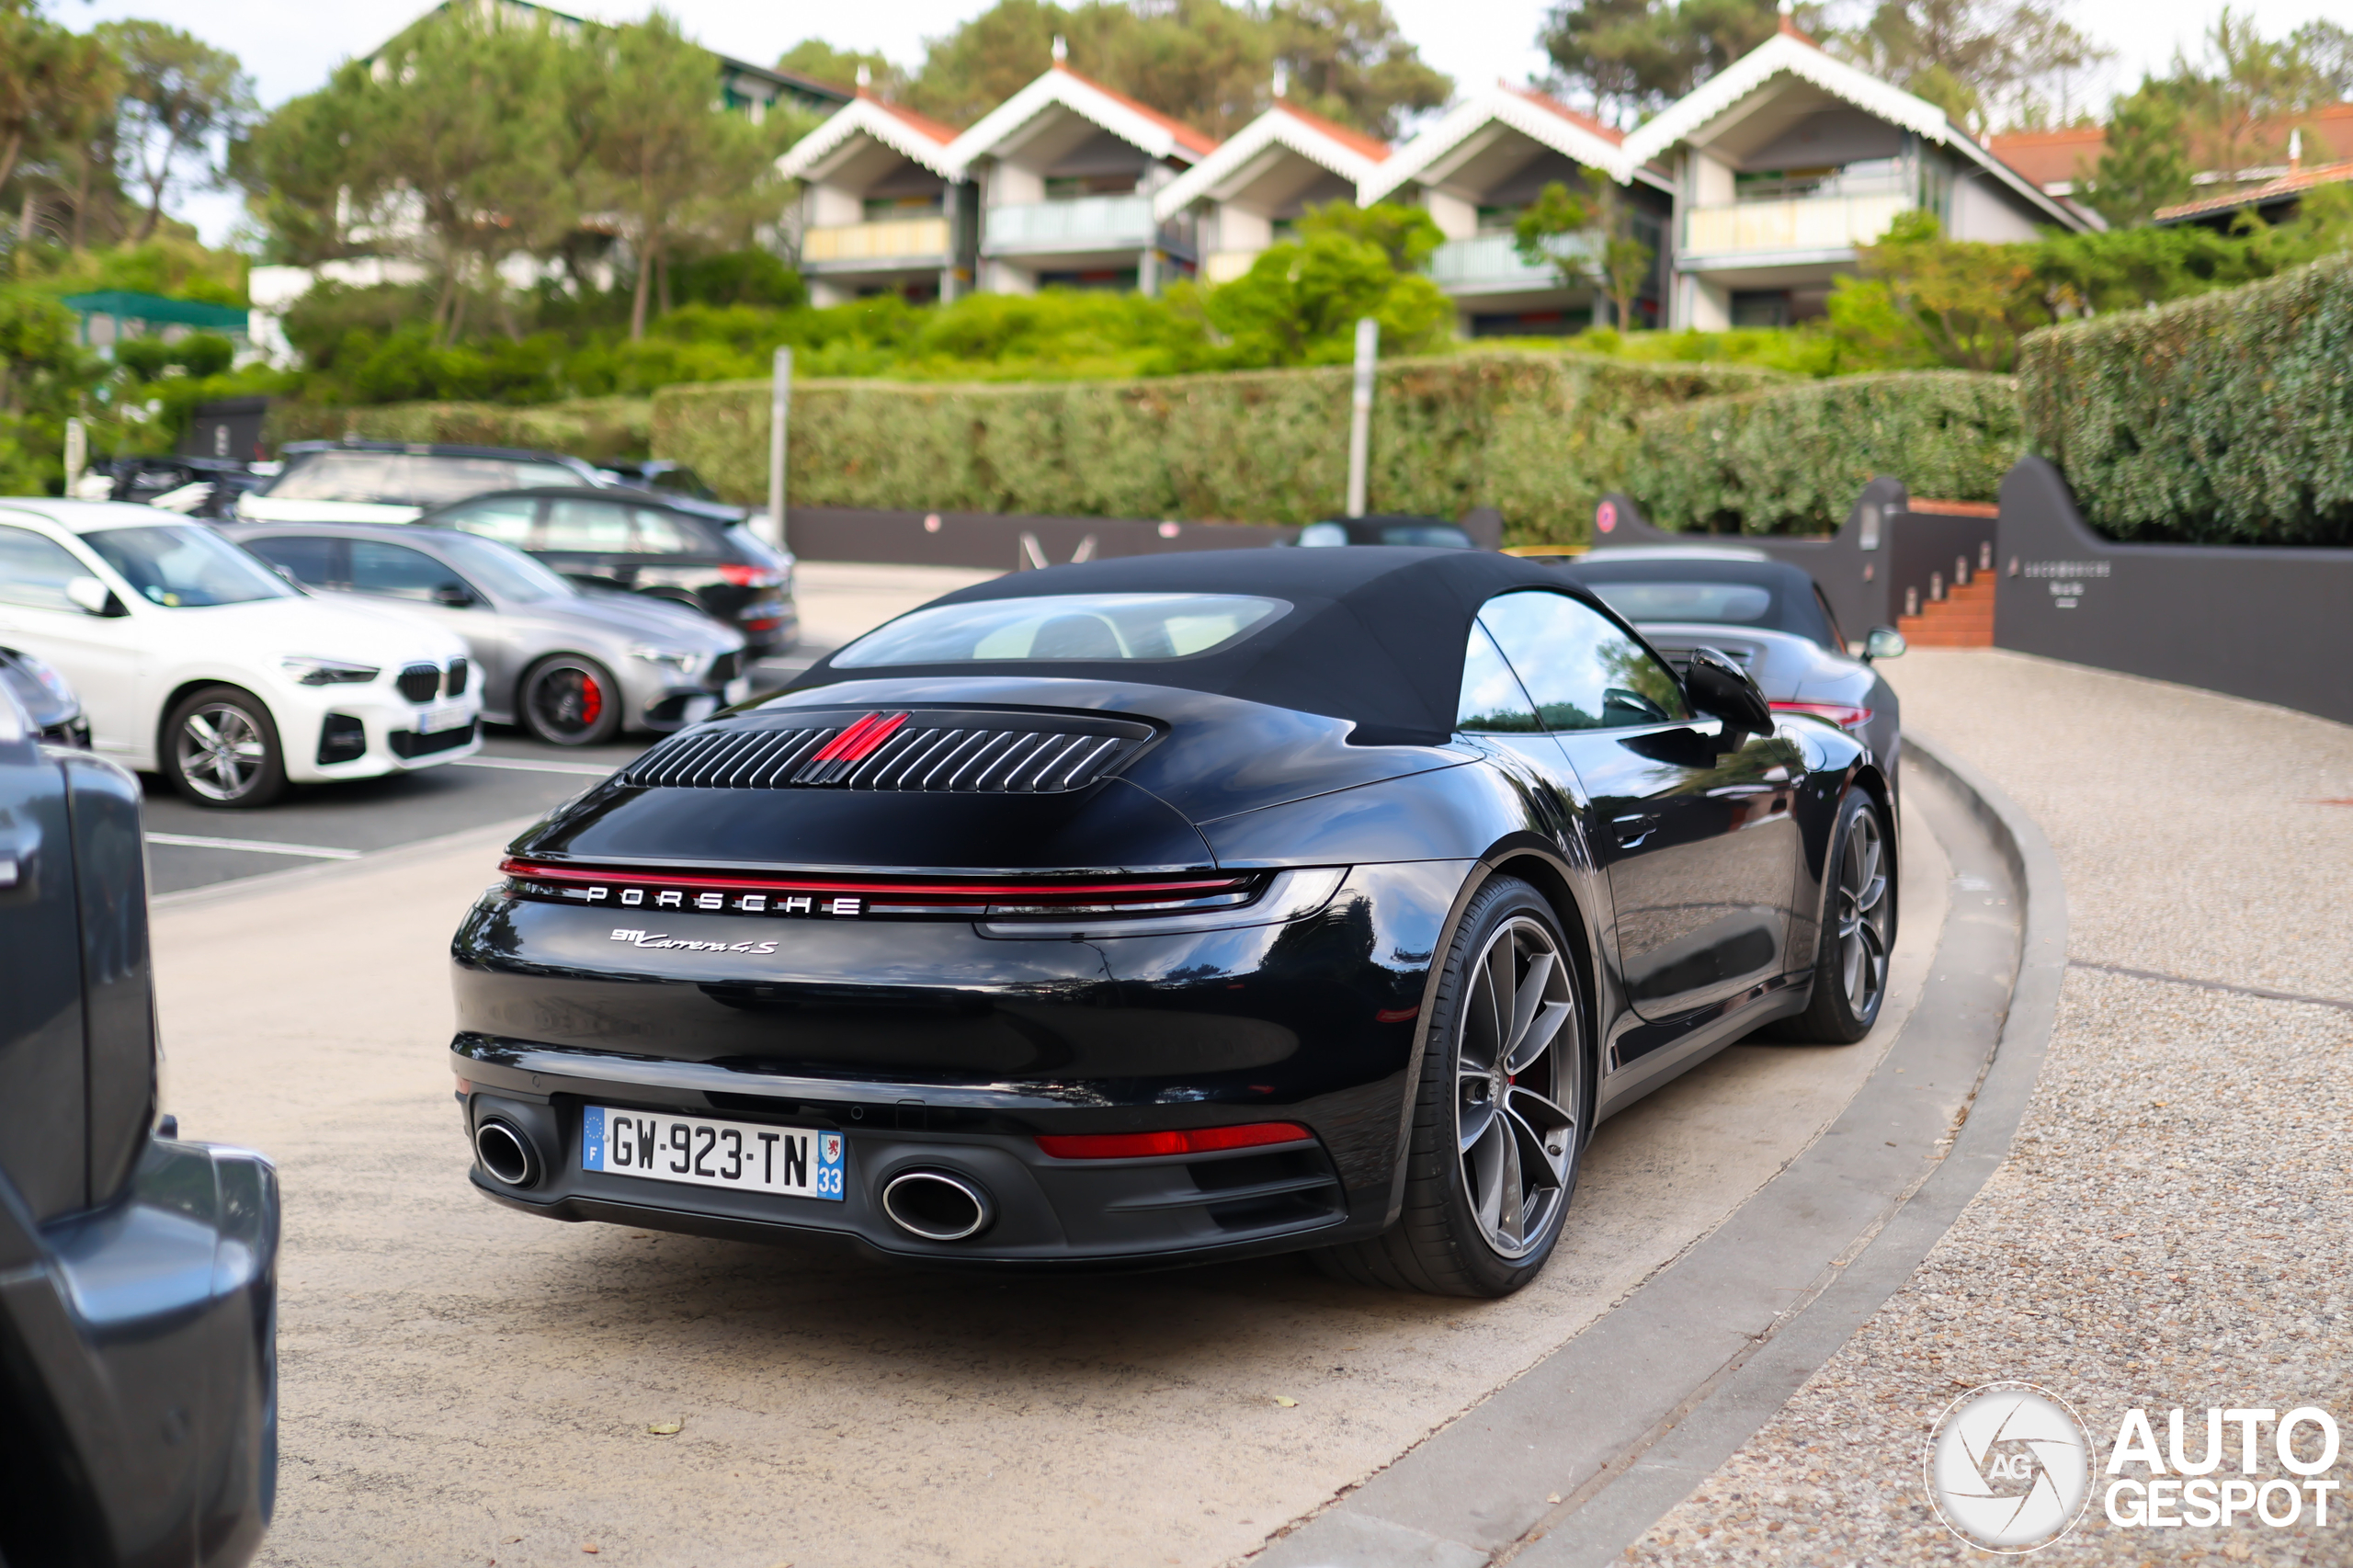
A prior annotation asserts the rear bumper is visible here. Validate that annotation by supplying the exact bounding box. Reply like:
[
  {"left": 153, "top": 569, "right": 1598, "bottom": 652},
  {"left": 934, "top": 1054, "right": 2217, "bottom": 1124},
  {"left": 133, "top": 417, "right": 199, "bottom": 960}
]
[{"left": 449, "top": 861, "right": 1469, "bottom": 1266}]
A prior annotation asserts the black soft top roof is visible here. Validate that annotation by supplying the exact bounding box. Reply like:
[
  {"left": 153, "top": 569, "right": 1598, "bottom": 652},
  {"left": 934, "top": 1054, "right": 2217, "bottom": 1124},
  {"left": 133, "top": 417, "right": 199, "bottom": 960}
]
[{"left": 791, "top": 546, "right": 1605, "bottom": 745}]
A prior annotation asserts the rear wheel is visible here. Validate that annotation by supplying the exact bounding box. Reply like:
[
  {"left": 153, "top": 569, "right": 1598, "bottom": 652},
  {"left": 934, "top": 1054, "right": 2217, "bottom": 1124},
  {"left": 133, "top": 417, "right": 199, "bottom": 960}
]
[
  {"left": 1313, "top": 876, "right": 1587, "bottom": 1298},
  {"left": 161, "top": 686, "right": 287, "bottom": 808},
  {"left": 518, "top": 654, "right": 621, "bottom": 746},
  {"left": 1767, "top": 789, "right": 1895, "bottom": 1043}
]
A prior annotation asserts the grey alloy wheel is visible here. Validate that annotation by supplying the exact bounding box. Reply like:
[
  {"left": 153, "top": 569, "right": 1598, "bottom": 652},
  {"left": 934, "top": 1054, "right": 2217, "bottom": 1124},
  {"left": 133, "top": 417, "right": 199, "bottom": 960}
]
[{"left": 1454, "top": 914, "right": 1580, "bottom": 1260}]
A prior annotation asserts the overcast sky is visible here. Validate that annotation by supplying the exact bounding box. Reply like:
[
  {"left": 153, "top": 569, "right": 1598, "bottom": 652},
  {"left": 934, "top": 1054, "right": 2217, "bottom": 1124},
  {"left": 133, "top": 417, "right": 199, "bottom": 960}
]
[{"left": 72, "top": 0, "right": 2343, "bottom": 244}]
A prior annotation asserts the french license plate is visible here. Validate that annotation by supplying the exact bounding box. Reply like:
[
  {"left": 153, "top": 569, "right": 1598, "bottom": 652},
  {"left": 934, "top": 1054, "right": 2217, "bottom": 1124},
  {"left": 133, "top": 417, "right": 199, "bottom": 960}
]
[
  {"left": 582, "top": 1106, "right": 845, "bottom": 1200},
  {"left": 420, "top": 701, "right": 472, "bottom": 734}
]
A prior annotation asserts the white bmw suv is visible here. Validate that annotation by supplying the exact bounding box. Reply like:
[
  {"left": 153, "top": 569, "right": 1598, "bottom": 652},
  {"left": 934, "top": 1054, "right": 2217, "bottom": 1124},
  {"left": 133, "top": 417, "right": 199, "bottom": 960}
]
[{"left": 0, "top": 500, "right": 483, "bottom": 807}]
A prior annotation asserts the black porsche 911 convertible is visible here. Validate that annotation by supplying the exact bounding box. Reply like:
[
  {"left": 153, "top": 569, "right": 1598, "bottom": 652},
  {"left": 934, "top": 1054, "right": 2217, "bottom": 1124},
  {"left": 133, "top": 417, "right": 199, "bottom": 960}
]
[{"left": 450, "top": 548, "right": 1896, "bottom": 1297}]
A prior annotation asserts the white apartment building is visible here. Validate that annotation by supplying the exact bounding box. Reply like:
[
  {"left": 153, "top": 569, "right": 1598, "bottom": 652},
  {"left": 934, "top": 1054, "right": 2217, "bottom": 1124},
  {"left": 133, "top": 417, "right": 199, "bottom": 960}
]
[
  {"left": 777, "top": 92, "right": 970, "bottom": 306},
  {"left": 1152, "top": 101, "right": 1392, "bottom": 283}
]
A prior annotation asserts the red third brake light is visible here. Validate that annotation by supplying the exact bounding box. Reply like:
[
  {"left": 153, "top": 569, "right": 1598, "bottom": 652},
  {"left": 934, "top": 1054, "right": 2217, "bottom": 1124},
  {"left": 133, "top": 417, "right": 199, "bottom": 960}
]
[
  {"left": 718, "top": 563, "right": 782, "bottom": 587},
  {"left": 1035, "top": 1123, "right": 1314, "bottom": 1160},
  {"left": 1770, "top": 700, "right": 1873, "bottom": 731}
]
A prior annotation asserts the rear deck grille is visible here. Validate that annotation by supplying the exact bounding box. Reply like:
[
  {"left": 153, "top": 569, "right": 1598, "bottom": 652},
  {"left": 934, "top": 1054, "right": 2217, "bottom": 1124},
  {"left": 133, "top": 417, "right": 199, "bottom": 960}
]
[{"left": 620, "top": 708, "right": 1151, "bottom": 793}]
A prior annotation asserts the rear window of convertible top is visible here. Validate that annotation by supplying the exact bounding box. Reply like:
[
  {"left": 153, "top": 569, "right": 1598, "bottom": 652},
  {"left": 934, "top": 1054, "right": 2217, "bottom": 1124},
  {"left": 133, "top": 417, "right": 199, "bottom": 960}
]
[{"left": 833, "top": 592, "right": 1290, "bottom": 666}]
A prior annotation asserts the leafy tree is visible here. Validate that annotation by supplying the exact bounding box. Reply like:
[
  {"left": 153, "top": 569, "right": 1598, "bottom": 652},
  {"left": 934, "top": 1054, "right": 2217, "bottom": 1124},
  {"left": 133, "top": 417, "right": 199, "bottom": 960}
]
[
  {"left": 580, "top": 14, "right": 785, "bottom": 340},
  {"left": 1839, "top": 210, "right": 2039, "bottom": 371},
  {"left": 0, "top": 5, "right": 118, "bottom": 220},
  {"left": 1540, "top": 0, "right": 1802, "bottom": 125},
  {"left": 1833, "top": 0, "right": 2108, "bottom": 134},
  {"left": 1178, "top": 225, "right": 1449, "bottom": 367},
  {"left": 775, "top": 40, "right": 905, "bottom": 99},
  {"left": 90, "top": 20, "right": 254, "bottom": 243},
  {"left": 2080, "top": 81, "right": 2198, "bottom": 226},
  {"left": 1297, "top": 198, "right": 1440, "bottom": 270},
  {"left": 1510, "top": 177, "right": 1654, "bottom": 329},
  {"left": 902, "top": 0, "right": 1446, "bottom": 143}
]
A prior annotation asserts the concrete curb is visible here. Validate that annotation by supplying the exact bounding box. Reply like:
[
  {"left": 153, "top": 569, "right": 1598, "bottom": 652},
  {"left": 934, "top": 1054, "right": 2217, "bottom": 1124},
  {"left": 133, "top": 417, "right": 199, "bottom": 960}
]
[{"left": 1253, "top": 734, "right": 2068, "bottom": 1568}]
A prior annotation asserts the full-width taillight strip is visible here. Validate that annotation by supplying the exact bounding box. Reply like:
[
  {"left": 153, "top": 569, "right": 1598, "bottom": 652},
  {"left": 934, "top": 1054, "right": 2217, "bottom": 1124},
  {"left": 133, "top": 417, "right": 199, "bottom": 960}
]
[{"left": 499, "top": 858, "right": 1253, "bottom": 904}]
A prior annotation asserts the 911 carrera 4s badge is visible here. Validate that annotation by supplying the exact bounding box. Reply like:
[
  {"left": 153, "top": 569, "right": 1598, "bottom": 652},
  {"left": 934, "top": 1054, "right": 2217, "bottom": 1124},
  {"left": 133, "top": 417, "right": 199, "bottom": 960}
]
[{"left": 610, "top": 928, "right": 778, "bottom": 954}]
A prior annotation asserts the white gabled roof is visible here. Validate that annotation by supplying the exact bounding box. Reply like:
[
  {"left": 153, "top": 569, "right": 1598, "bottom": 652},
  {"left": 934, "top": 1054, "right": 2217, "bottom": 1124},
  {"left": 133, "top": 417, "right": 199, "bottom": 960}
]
[
  {"left": 777, "top": 95, "right": 963, "bottom": 183},
  {"left": 942, "top": 63, "right": 1220, "bottom": 170},
  {"left": 1152, "top": 103, "right": 1390, "bottom": 222},
  {"left": 1363, "top": 84, "right": 1638, "bottom": 203},
  {"left": 1620, "top": 30, "right": 2089, "bottom": 230}
]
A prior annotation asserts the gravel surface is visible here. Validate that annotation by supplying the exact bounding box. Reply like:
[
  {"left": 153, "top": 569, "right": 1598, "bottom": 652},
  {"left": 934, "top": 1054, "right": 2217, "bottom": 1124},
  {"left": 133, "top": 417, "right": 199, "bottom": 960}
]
[{"left": 1621, "top": 650, "right": 2353, "bottom": 1565}]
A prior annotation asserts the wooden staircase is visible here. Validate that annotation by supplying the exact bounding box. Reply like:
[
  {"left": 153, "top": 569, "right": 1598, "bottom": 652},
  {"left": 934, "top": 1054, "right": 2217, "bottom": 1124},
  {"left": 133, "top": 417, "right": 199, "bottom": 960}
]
[{"left": 1898, "top": 574, "right": 1996, "bottom": 646}]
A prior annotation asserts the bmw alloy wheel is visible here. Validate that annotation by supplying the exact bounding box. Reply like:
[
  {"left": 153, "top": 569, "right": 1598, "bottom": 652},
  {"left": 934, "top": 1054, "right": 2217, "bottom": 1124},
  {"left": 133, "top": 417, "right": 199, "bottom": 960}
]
[
  {"left": 1455, "top": 915, "right": 1580, "bottom": 1260},
  {"left": 176, "top": 701, "right": 270, "bottom": 802}
]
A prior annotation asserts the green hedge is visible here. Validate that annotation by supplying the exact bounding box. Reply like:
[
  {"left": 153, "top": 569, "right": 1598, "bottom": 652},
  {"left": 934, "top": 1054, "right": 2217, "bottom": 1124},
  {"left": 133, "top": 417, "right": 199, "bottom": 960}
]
[
  {"left": 2018, "top": 252, "right": 2353, "bottom": 546},
  {"left": 1622, "top": 371, "right": 2024, "bottom": 535},
  {"left": 263, "top": 396, "right": 653, "bottom": 463},
  {"left": 647, "top": 351, "right": 1777, "bottom": 543}
]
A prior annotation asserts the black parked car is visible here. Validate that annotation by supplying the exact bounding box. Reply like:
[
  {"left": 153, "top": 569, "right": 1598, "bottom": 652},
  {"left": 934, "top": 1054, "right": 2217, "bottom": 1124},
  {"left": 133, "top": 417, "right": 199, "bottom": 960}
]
[
  {"left": 449, "top": 549, "right": 1894, "bottom": 1298},
  {"left": 1553, "top": 546, "right": 1906, "bottom": 800},
  {"left": 412, "top": 485, "right": 797, "bottom": 656},
  {"left": 0, "top": 683, "right": 279, "bottom": 1566},
  {"left": 0, "top": 642, "right": 90, "bottom": 747},
  {"left": 235, "top": 439, "right": 608, "bottom": 527}
]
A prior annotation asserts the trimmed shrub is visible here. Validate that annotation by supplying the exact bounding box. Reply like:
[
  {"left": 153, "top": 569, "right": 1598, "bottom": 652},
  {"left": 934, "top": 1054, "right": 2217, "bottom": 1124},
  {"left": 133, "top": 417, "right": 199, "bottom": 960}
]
[
  {"left": 649, "top": 350, "right": 1775, "bottom": 541},
  {"left": 265, "top": 397, "right": 654, "bottom": 463},
  {"left": 1623, "top": 371, "right": 2023, "bottom": 535},
  {"left": 2018, "top": 251, "right": 2353, "bottom": 546}
]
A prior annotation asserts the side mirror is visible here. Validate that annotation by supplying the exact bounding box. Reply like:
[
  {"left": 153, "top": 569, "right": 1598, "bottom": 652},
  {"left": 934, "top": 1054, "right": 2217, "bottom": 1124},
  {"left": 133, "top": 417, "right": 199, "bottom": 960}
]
[
  {"left": 1860, "top": 626, "right": 1907, "bottom": 663},
  {"left": 64, "top": 576, "right": 118, "bottom": 617},
  {"left": 1681, "top": 646, "right": 1773, "bottom": 735},
  {"left": 432, "top": 582, "right": 477, "bottom": 608}
]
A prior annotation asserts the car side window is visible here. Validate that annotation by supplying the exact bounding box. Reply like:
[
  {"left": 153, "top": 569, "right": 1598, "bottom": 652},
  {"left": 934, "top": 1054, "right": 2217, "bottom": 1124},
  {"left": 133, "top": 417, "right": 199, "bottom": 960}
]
[
  {"left": 1456, "top": 622, "right": 1541, "bottom": 732},
  {"left": 1477, "top": 590, "right": 1691, "bottom": 731},
  {"left": 438, "top": 495, "right": 540, "bottom": 547},
  {"left": 1812, "top": 585, "right": 1848, "bottom": 653},
  {"left": 350, "top": 540, "right": 470, "bottom": 602},
  {"left": 0, "top": 526, "right": 97, "bottom": 610},
  {"left": 628, "top": 507, "right": 699, "bottom": 555},
  {"left": 245, "top": 536, "right": 342, "bottom": 589},
  {"left": 542, "top": 499, "right": 633, "bottom": 553}
]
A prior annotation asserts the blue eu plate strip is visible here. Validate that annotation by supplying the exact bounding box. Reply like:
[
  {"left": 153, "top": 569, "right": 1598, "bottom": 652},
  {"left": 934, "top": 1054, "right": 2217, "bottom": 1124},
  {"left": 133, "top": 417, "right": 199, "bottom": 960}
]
[{"left": 582, "top": 1105, "right": 606, "bottom": 1171}]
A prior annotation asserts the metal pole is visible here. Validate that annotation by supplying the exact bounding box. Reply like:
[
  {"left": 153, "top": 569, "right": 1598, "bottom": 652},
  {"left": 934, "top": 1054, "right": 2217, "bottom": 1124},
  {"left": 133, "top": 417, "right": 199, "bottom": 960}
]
[
  {"left": 767, "top": 347, "right": 792, "bottom": 553},
  {"left": 1346, "top": 317, "right": 1378, "bottom": 518},
  {"left": 63, "top": 417, "right": 86, "bottom": 495}
]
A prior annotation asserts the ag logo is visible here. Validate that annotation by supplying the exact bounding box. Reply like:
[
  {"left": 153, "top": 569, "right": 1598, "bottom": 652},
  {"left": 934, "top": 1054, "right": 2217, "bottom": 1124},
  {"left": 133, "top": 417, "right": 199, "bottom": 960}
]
[{"left": 1925, "top": 1382, "right": 2091, "bottom": 1552}]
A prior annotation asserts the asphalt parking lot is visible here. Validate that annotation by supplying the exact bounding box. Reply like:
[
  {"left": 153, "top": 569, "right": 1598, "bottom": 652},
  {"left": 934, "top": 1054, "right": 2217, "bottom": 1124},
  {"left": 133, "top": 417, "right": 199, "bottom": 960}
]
[{"left": 142, "top": 563, "right": 995, "bottom": 900}]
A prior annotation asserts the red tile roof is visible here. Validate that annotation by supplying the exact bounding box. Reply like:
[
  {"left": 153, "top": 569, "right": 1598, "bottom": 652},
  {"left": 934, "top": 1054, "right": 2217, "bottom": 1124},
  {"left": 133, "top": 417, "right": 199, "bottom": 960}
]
[
  {"left": 1776, "top": 14, "right": 1823, "bottom": 47},
  {"left": 1503, "top": 84, "right": 1625, "bottom": 145},
  {"left": 2154, "top": 157, "right": 2353, "bottom": 222},
  {"left": 1985, "top": 126, "right": 2106, "bottom": 189},
  {"left": 1051, "top": 62, "right": 1222, "bottom": 158},
  {"left": 1271, "top": 100, "right": 1391, "bottom": 163},
  {"left": 860, "top": 90, "right": 961, "bottom": 146}
]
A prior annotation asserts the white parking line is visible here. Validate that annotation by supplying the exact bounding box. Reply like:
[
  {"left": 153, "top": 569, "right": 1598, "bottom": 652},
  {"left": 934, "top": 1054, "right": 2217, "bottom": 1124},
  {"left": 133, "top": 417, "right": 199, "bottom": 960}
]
[
  {"left": 144, "top": 833, "right": 362, "bottom": 859},
  {"left": 450, "top": 756, "right": 618, "bottom": 777}
]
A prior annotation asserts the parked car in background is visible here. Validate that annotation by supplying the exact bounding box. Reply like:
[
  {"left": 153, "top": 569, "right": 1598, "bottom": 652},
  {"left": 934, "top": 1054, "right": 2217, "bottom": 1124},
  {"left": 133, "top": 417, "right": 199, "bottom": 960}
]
[
  {"left": 229, "top": 522, "right": 750, "bottom": 746},
  {"left": 0, "top": 501, "right": 483, "bottom": 807},
  {"left": 234, "top": 440, "right": 607, "bottom": 526},
  {"left": 0, "top": 681, "right": 279, "bottom": 1567},
  {"left": 0, "top": 642, "right": 90, "bottom": 746},
  {"left": 1287, "top": 515, "right": 1479, "bottom": 549},
  {"left": 83, "top": 454, "right": 268, "bottom": 520},
  {"left": 1552, "top": 545, "right": 1905, "bottom": 790},
  {"left": 412, "top": 485, "right": 798, "bottom": 656}
]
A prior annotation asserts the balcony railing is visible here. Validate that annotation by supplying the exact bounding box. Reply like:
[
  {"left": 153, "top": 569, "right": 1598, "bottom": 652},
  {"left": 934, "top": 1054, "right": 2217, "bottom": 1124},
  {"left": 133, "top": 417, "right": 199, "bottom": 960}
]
[
  {"left": 801, "top": 216, "right": 950, "bottom": 267},
  {"left": 1427, "top": 232, "right": 1597, "bottom": 290},
  {"left": 1682, "top": 193, "right": 1911, "bottom": 256},
  {"left": 983, "top": 195, "right": 1155, "bottom": 254}
]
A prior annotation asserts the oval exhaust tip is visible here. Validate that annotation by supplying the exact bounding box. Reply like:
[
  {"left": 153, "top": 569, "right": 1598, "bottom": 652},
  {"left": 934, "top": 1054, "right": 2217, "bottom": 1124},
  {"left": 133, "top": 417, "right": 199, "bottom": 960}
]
[
  {"left": 474, "top": 1118, "right": 540, "bottom": 1187},
  {"left": 881, "top": 1170, "right": 992, "bottom": 1242}
]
